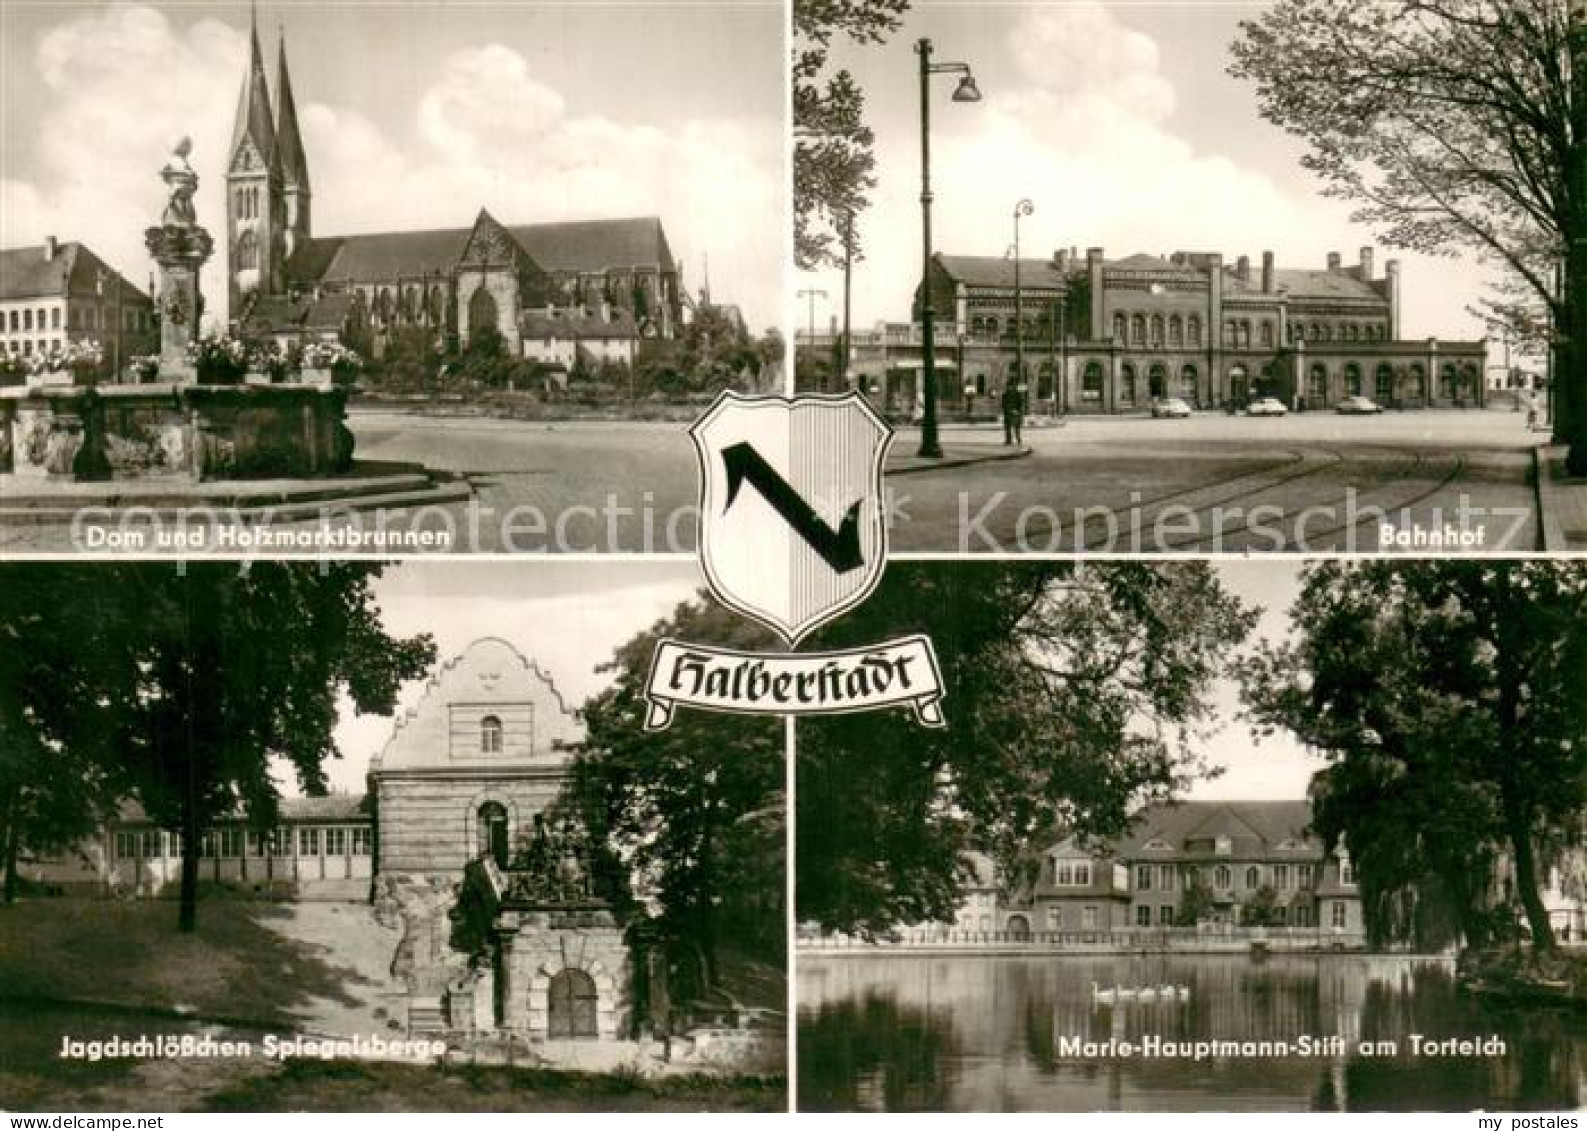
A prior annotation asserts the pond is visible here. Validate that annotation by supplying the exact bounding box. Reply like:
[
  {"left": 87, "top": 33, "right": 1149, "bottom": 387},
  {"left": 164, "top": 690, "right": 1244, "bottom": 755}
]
[{"left": 798, "top": 953, "right": 1587, "bottom": 1112}]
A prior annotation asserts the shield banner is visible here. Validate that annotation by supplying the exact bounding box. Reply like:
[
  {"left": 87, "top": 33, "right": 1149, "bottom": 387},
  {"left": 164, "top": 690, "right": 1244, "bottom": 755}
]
[{"left": 691, "top": 391, "right": 892, "bottom": 646}]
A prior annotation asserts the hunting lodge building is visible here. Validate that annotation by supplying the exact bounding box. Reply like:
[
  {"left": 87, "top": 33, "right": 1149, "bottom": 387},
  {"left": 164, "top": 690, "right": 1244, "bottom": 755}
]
[
  {"left": 225, "top": 17, "right": 682, "bottom": 361},
  {"left": 819, "top": 246, "right": 1487, "bottom": 415}
]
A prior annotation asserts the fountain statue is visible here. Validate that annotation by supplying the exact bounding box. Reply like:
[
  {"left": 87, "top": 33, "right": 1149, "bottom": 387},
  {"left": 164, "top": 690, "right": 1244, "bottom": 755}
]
[
  {"left": 143, "top": 138, "right": 214, "bottom": 383},
  {"left": 0, "top": 140, "right": 353, "bottom": 483}
]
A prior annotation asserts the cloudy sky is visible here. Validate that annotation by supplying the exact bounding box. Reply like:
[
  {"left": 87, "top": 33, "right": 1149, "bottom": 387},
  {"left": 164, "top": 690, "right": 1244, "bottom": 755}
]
[
  {"left": 1193, "top": 559, "right": 1319, "bottom": 800},
  {"left": 802, "top": 0, "right": 1494, "bottom": 342},
  {"left": 0, "top": 1, "right": 784, "bottom": 331}
]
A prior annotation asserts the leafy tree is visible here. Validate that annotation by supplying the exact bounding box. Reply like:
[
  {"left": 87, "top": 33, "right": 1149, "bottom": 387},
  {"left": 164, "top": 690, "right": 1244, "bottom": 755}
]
[
  {"left": 1306, "top": 738, "right": 1500, "bottom": 949},
  {"left": 1242, "top": 884, "right": 1279, "bottom": 927},
  {"left": 0, "top": 569, "right": 135, "bottom": 903},
  {"left": 797, "top": 562, "right": 1256, "bottom": 935},
  {"left": 1177, "top": 873, "right": 1215, "bottom": 927},
  {"left": 0, "top": 564, "right": 434, "bottom": 931},
  {"left": 368, "top": 325, "right": 444, "bottom": 393},
  {"left": 561, "top": 594, "right": 785, "bottom": 998},
  {"left": 793, "top": 0, "right": 910, "bottom": 269},
  {"left": 1239, "top": 561, "right": 1587, "bottom": 952}
]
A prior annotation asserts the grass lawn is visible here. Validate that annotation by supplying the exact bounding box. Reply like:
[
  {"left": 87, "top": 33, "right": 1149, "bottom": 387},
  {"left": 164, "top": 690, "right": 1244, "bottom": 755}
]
[{"left": 0, "top": 897, "right": 377, "bottom": 1024}]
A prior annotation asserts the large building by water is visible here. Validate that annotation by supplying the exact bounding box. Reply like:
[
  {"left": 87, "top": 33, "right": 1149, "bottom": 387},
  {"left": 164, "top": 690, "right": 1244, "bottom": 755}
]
[
  {"left": 947, "top": 800, "right": 1365, "bottom": 942},
  {"left": 931, "top": 799, "right": 1587, "bottom": 946}
]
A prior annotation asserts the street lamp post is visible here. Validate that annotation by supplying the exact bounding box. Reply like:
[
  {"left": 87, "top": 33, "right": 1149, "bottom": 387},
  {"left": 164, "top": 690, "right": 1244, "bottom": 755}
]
[
  {"left": 915, "top": 37, "right": 981, "bottom": 458},
  {"left": 95, "top": 269, "right": 122, "bottom": 382},
  {"left": 798, "top": 287, "right": 828, "bottom": 389},
  {"left": 1012, "top": 199, "right": 1033, "bottom": 409},
  {"left": 841, "top": 212, "right": 855, "bottom": 389}
]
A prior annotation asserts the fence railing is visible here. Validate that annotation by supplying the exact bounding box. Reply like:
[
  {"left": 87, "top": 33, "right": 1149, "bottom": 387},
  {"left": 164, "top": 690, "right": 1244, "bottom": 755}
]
[{"left": 800, "top": 925, "right": 1370, "bottom": 951}]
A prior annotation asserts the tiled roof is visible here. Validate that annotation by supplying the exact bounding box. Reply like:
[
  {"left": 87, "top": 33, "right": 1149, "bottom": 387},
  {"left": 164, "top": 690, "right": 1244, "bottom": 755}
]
[
  {"left": 284, "top": 217, "right": 674, "bottom": 287},
  {"left": 240, "top": 290, "right": 354, "bottom": 333},
  {"left": 521, "top": 306, "right": 637, "bottom": 340},
  {"left": 1113, "top": 800, "right": 1318, "bottom": 858},
  {"left": 1107, "top": 252, "right": 1198, "bottom": 274},
  {"left": 0, "top": 243, "right": 149, "bottom": 303},
  {"left": 513, "top": 217, "right": 674, "bottom": 274},
  {"left": 111, "top": 794, "right": 370, "bottom": 825},
  {"left": 936, "top": 255, "right": 1068, "bottom": 290},
  {"left": 1272, "top": 268, "right": 1384, "bottom": 302}
]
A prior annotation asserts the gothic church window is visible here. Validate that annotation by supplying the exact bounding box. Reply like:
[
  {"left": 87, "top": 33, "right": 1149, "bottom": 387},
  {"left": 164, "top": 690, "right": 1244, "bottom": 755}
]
[{"left": 468, "top": 287, "right": 498, "bottom": 336}]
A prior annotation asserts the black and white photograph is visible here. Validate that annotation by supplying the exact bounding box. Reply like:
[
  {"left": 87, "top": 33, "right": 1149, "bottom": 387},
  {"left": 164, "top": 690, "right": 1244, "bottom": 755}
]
[
  {"left": 796, "top": 560, "right": 1587, "bottom": 1111},
  {"left": 0, "top": 1, "right": 784, "bottom": 554},
  {"left": 0, "top": 560, "right": 787, "bottom": 1111},
  {"left": 794, "top": 0, "right": 1575, "bottom": 553}
]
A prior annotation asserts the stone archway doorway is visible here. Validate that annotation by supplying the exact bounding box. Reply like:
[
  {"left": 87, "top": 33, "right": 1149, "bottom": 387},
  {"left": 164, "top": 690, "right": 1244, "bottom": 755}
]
[
  {"left": 468, "top": 285, "right": 499, "bottom": 341},
  {"left": 548, "top": 968, "right": 600, "bottom": 1038}
]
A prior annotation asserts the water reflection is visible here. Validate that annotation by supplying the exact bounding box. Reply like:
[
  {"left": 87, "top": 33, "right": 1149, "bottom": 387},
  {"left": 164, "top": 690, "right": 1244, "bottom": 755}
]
[{"left": 798, "top": 954, "right": 1587, "bottom": 1111}]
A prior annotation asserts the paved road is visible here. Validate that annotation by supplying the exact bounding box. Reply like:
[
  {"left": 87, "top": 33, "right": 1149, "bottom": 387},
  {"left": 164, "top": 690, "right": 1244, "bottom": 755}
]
[
  {"left": 886, "top": 408, "right": 1540, "bottom": 553},
  {"left": 343, "top": 413, "right": 701, "bottom": 553},
  {"left": 0, "top": 408, "right": 1541, "bottom": 554}
]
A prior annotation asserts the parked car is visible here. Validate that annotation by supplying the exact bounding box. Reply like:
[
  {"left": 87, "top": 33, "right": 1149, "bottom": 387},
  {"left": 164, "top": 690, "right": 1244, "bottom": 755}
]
[
  {"left": 1246, "top": 397, "right": 1288, "bottom": 417},
  {"left": 1150, "top": 396, "right": 1192, "bottom": 419},
  {"left": 1336, "top": 395, "right": 1384, "bottom": 415}
]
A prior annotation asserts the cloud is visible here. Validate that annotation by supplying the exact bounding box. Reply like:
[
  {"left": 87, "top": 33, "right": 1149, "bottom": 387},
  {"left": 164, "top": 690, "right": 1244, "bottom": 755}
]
[
  {"left": 2, "top": 6, "right": 243, "bottom": 314},
  {"left": 4, "top": 6, "right": 782, "bottom": 331}
]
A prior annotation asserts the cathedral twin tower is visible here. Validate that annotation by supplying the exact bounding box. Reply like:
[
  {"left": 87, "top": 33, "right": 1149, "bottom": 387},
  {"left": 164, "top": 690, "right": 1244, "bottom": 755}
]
[{"left": 225, "top": 13, "right": 311, "bottom": 321}]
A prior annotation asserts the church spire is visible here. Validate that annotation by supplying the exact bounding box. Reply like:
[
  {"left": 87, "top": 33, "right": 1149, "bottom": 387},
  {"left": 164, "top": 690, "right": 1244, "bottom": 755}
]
[
  {"left": 227, "top": 3, "right": 275, "bottom": 168},
  {"left": 274, "top": 28, "right": 309, "bottom": 192}
]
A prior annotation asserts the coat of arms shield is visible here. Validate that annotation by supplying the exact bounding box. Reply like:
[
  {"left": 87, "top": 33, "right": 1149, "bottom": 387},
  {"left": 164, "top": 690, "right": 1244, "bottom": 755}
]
[{"left": 691, "top": 391, "right": 893, "bottom": 646}]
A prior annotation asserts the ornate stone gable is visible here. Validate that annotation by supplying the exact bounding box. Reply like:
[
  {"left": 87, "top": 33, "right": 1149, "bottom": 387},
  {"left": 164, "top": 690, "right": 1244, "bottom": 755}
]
[
  {"left": 372, "top": 637, "right": 582, "bottom": 776},
  {"left": 458, "top": 210, "right": 525, "bottom": 273}
]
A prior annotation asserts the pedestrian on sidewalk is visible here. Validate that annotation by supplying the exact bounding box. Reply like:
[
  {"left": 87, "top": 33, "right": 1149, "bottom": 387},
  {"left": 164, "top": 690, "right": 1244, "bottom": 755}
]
[{"left": 1002, "top": 382, "right": 1025, "bottom": 446}]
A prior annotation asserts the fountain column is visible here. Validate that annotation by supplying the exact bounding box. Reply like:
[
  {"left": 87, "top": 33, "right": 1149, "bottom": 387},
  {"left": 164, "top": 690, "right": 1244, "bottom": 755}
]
[{"left": 142, "top": 140, "right": 213, "bottom": 384}]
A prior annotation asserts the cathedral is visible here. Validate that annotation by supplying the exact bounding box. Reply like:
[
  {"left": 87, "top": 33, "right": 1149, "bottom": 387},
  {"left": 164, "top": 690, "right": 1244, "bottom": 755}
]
[{"left": 225, "top": 16, "right": 684, "bottom": 358}]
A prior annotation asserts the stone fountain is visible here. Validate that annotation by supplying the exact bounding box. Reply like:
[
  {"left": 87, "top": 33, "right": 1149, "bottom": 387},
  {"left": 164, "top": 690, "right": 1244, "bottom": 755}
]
[{"left": 1, "top": 141, "right": 353, "bottom": 482}]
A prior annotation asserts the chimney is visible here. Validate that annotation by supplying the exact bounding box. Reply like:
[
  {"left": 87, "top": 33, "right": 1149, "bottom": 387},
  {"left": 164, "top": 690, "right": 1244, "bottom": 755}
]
[
  {"left": 1327, "top": 251, "right": 1342, "bottom": 272},
  {"left": 1087, "top": 248, "right": 1106, "bottom": 342},
  {"left": 43, "top": 235, "right": 57, "bottom": 262},
  {"left": 1359, "top": 246, "right": 1375, "bottom": 279},
  {"left": 1236, "top": 255, "right": 1250, "bottom": 283},
  {"left": 1385, "top": 259, "right": 1401, "bottom": 338},
  {"left": 1261, "top": 251, "right": 1274, "bottom": 293},
  {"left": 1055, "top": 249, "right": 1069, "bottom": 273}
]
